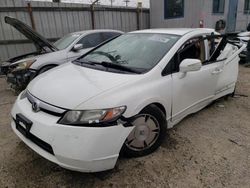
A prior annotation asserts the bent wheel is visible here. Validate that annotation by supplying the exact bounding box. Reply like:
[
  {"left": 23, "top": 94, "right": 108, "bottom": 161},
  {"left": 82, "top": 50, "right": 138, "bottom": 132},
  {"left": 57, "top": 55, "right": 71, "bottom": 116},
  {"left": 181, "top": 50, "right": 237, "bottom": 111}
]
[
  {"left": 125, "top": 114, "right": 160, "bottom": 151},
  {"left": 122, "top": 104, "right": 167, "bottom": 157}
]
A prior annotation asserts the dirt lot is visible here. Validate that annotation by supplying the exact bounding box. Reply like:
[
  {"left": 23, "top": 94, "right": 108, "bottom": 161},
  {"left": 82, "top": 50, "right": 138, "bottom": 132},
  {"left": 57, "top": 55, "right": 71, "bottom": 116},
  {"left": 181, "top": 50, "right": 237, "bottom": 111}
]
[{"left": 0, "top": 66, "right": 250, "bottom": 188}]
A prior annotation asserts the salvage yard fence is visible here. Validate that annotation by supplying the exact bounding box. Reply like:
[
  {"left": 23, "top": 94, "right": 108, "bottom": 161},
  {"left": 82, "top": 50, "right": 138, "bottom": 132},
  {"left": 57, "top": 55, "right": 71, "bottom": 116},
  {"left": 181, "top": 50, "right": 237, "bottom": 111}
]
[{"left": 0, "top": 0, "right": 150, "bottom": 61}]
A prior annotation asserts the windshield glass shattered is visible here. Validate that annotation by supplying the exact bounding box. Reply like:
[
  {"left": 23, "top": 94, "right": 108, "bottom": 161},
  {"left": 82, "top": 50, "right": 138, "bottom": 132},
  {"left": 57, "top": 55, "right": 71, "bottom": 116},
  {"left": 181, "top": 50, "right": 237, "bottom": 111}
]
[
  {"left": 76, "top": 33, "right": 180, "bottom": 73},
  {"left": 54, "top": 33, "right": 81, "bottom": 50}
]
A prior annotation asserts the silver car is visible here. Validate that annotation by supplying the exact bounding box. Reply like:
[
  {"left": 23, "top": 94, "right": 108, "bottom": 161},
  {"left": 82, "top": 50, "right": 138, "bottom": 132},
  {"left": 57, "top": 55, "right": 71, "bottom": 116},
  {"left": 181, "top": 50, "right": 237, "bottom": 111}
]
[{"left": 1, "top": 16, "right": 123, "bottom": 91}]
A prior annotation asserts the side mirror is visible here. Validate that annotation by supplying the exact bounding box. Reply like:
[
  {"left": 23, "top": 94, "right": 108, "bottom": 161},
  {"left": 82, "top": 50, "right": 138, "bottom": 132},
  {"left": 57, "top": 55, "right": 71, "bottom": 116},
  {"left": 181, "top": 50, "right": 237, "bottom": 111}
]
[
  {"left": 179, "top": 59, "right": 202, "bottom": 73},
  {"left": 72, "top": 44, "right": 83, "bottom": 52}
]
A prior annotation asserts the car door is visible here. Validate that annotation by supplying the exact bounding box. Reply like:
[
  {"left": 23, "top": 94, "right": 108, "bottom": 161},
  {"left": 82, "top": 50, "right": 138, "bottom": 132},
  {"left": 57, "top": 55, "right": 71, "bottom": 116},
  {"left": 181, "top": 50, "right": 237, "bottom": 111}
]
[
  {"left": 206, "top": 34, "right": 245, "bottom": 98},
  {"left": 171, "top": 36, "right": 221, "bottom": 123},
  {"left": 67, "top": 32, "right": 104, "bottom": 62},
  {"left": 212, "top": 43, "right": 240, "bottom": 97}
]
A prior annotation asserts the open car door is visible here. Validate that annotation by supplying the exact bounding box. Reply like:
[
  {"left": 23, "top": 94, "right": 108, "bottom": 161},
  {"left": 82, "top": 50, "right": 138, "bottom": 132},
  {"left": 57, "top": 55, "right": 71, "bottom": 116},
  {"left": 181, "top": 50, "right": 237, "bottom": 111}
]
[
  {"left": 205, "top": 33, "right": 246, "bottom": 98},
  {"left": 171, "top": 32, "right": 246, "bottom": 124}
]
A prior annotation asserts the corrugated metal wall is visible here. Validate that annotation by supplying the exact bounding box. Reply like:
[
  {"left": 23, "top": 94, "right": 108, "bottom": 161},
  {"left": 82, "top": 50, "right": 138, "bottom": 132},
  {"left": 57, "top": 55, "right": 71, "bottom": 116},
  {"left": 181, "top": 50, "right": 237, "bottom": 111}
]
[{"left": 0, "top": 0, "right": 150, "bottom": 61}]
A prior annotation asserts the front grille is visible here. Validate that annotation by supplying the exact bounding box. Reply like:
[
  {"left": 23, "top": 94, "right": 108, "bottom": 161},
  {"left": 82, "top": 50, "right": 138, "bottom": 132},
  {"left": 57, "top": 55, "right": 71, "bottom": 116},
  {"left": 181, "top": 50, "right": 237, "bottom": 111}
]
[
  {"left": 38, "top": 108, "right": 62, "bottom": 117},
  {"left": 26, "top": 91, "right": 66, "bottom": 116}
]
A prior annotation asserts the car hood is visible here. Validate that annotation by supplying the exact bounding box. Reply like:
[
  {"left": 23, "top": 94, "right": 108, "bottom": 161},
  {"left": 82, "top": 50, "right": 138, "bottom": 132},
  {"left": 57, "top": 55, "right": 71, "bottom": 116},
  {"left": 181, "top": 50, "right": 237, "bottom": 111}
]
[
  {"left": 27, "top": 63, "right": 137, "bottom": 109},
  {"left": 5, "top": 16, "right": 58, "bottom": 52}
]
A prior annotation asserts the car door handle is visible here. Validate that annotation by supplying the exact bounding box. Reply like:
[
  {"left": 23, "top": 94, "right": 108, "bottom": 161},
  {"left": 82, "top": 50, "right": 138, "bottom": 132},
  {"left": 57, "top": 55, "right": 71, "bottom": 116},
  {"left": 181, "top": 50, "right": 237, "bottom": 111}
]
[{"left": 212, "top": 68, "right": 223, "bottom": 75}]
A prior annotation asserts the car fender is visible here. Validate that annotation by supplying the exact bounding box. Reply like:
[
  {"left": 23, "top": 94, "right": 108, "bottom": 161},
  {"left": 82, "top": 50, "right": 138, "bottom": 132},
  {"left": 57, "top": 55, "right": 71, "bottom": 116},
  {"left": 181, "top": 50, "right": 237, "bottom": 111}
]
[
  {"left": 76, "top": 72, "right": 171, "bottom": 121},
  {"left": 30, "top": 50, "right": 68, "bottom": 70},
  {"left": 126, "top": 98, "right": 167, "bottom": 118}
]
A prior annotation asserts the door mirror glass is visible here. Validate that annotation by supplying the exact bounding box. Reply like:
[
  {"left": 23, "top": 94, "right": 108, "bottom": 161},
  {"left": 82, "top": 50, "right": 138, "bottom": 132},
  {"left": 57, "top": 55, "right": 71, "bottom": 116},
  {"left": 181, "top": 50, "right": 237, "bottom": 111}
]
[
  {"left": 72, "top": 44, "right": 83, "bottom": 52},
  {"left": 179, "top": 59, "right": 202, "bottom": 73}
]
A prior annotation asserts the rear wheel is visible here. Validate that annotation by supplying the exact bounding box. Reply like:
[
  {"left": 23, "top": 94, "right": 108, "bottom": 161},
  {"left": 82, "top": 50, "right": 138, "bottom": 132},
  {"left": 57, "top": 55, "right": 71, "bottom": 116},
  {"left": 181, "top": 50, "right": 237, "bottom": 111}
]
[{"left": 122, "top": 104, "right": 167, "bottom": 157}]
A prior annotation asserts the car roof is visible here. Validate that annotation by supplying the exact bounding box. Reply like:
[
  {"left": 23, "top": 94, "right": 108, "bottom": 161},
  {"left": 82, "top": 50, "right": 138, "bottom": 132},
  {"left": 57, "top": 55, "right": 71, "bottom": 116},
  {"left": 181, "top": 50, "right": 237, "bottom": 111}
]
[
  {"left": 130, "top": 28, "right": 215, "bottom": 36},
  {"left": 70, "top": 29, "right": 124, "bottom": 35}
]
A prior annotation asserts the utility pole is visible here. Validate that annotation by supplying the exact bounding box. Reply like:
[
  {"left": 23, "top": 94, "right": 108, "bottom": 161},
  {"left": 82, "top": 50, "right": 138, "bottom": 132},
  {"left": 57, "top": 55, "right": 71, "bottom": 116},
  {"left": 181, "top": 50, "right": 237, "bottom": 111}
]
[{"left": 124, "top": 0, "right": 130, "bottom": 7}]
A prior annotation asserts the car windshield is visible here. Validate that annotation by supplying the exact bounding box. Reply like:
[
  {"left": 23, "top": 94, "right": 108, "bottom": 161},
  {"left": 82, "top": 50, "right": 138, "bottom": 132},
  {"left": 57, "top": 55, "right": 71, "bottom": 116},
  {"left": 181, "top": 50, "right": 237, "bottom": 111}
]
[
  {"left": 77, "top": 33, "right": 180, "bottom": 73},
  {"left": 54, "top": 33, "right": 81, "bottom": 50}
]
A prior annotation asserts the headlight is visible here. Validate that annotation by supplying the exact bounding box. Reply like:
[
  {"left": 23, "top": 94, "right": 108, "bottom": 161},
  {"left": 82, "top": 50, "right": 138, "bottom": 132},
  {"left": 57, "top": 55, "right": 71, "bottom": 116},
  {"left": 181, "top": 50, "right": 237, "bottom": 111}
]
[
  {"left": 13, "top": 59, "right": 36, "bottom": 71},
  {"left": 58, "top": 106, "right": 126, "bottom": 126}
]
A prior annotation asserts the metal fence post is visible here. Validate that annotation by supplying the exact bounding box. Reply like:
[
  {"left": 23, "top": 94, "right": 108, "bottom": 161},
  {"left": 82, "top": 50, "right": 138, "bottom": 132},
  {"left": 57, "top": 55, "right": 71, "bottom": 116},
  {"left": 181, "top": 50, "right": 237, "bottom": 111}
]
[
  {"left": 27, "top": 2, "right": 36, "bottom": 31},
  {"left": 136, "top": 7, "right": 140, "bottom": 30},
  {"left": 90, "top": 4, "right": 95, "bottom": 29},
  {"left": 90, "top": 0, "right": 99, "bottom": 30},
  {"left": 137, "top": 2, "right": 142, "bottom": 30}
]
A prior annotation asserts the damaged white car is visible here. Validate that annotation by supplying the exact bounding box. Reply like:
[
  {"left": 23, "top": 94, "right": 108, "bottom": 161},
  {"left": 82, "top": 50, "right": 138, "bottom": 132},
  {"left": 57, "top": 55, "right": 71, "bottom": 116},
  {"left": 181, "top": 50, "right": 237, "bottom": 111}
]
[
  {"left": 11, "top": 28, "right": 245, "bottom": 172},
  {"left": 0, "top": 16, "right": 123, "bottom": 91}
]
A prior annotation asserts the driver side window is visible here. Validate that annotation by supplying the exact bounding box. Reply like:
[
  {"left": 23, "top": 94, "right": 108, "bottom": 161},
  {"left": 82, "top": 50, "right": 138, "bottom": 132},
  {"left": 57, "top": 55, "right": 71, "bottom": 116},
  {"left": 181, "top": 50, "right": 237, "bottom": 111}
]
[
  {"left": 174, "top": 37, "right": 205, "bottom": 72},
  {"left": 179, "top": 37, "right": 205, "bottom": 63}
]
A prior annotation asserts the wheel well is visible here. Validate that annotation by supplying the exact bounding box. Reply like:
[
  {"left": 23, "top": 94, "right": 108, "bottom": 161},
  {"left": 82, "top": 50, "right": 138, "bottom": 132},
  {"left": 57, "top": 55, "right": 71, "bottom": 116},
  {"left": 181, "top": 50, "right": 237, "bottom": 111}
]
[{"left": 143, "top": 103, "right": 166, "bottom": 116}]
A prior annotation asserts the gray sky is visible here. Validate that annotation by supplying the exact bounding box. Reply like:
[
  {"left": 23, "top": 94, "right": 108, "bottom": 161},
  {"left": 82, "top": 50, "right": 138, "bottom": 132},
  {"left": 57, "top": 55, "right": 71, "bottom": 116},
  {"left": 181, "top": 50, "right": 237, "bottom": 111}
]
[{"left": 30, "top": 0, "right": 150, "bottom": 8}]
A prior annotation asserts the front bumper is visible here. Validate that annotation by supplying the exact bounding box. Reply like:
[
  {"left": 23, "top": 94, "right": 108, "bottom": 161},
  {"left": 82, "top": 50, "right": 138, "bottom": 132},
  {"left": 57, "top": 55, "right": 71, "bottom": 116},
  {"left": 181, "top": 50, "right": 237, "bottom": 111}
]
[
  {"left": 11, "top": 95, "right": 134, "bottom": 172},
  {"left": 7, "top": 69, "right": 37, "bottom": 91}
]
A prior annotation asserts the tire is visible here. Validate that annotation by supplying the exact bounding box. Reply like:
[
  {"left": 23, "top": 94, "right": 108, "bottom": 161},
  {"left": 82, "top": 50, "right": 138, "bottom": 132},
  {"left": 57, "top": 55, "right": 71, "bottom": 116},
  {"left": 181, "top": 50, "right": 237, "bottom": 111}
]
[
  {"left": 231, "top": 87, "right": 236, "bottom": 97},
  {"left": 38, "top": 65, "right": 57, "bottom": 75},
  {"left": 121, "top": 104, "right": 167, "bottom": 157}
]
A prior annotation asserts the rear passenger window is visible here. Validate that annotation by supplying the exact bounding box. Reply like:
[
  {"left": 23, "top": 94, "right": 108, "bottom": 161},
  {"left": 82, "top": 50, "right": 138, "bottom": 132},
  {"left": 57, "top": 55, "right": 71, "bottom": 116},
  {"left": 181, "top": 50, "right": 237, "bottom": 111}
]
[
  {"left": 102, "top": 32, "right": 121, "bottom": 41},
  {"left": 77, "top": 33, "right": 103, "bottom": 48}
]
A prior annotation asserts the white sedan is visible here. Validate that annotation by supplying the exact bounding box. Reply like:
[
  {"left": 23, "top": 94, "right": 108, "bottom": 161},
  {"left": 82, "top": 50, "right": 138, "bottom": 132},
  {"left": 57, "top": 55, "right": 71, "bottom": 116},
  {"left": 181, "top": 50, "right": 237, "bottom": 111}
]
[
  {"left": 11, "top": 28, "right": 245, "bottom": 172},
  {"left": 1, "top": 16, "right": 123, "bottom": 91}
]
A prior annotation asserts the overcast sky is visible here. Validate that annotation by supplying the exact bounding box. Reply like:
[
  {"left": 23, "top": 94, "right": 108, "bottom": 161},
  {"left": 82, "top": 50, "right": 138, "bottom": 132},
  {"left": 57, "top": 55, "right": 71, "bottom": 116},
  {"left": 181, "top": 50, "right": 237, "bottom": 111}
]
[{"left": 30, "top": 0, "right": 150, "bottom": 8}]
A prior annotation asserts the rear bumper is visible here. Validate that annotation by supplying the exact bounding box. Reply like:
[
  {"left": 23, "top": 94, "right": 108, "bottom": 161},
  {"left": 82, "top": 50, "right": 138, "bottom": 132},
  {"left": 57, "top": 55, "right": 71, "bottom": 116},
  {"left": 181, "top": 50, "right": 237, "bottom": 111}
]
[{"left": 11, "top": 94, "right": 134, "bottom": 172}]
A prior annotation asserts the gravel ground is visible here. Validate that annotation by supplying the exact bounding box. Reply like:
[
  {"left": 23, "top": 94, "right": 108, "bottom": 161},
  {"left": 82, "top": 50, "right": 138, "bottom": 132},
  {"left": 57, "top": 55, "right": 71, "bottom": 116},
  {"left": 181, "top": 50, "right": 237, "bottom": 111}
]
[{"left": 0, "top": 66, "right": 250, "bottom": 188}]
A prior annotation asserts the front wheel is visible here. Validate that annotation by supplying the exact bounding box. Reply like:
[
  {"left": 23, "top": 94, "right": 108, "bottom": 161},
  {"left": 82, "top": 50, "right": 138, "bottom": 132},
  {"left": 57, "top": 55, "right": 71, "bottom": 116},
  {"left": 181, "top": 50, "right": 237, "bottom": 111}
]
[{"left": 121, "top": 104, "right": 167, "bottom": 157}]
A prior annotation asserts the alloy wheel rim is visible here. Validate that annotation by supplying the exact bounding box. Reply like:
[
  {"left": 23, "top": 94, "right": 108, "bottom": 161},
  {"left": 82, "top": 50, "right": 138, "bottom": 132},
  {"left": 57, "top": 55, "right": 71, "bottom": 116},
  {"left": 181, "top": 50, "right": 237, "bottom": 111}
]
[{"left": 125, "top": 114, "right": 160, "bottom": 151}]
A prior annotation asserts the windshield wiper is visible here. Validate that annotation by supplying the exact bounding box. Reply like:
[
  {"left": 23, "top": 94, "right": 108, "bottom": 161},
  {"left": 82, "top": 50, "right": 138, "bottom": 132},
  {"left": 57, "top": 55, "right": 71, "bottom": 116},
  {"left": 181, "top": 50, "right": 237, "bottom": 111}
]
[
  {"left": 74, "top": 59, "right": 141, "bottom": 74},
  {"left": 74, "top": 59, "right": 97, "bottom": 66},
  {"left": 99, "top": 61, "right": 141, "bottom": 74}
]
